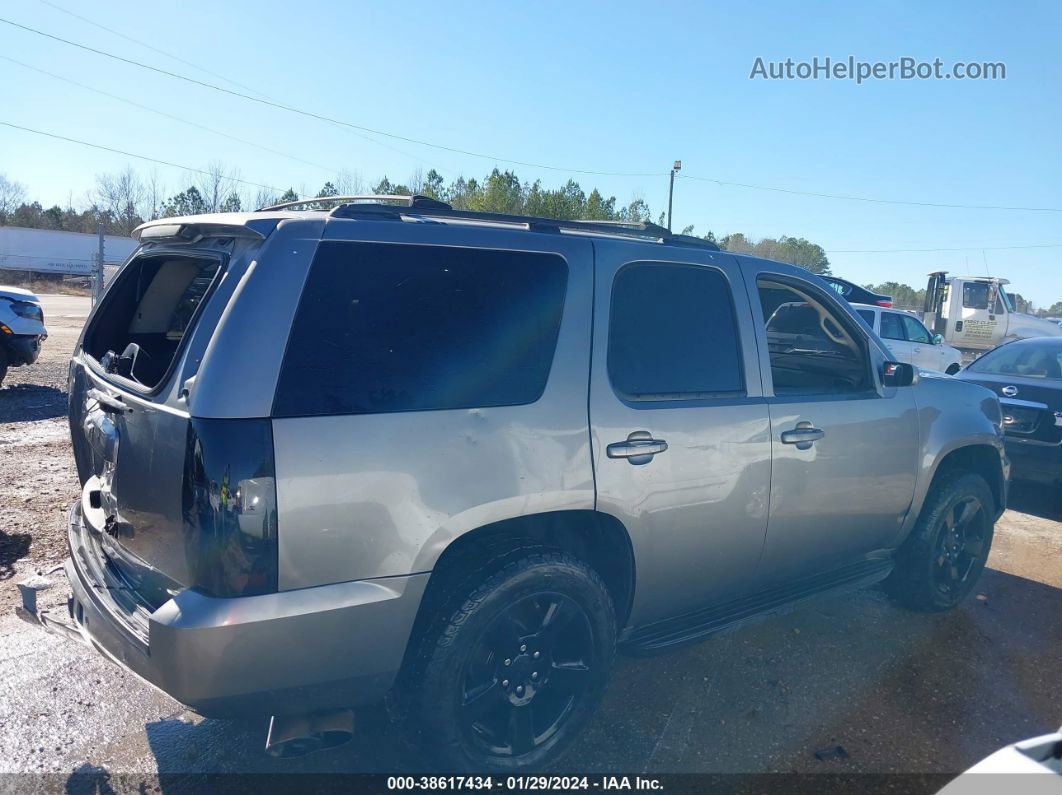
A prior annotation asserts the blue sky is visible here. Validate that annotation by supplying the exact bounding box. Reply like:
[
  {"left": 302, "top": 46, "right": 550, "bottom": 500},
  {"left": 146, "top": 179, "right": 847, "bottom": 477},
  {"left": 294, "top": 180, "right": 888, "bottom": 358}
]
[{"left": 1, "top": 0, "right": 1060, "bottom": 304}]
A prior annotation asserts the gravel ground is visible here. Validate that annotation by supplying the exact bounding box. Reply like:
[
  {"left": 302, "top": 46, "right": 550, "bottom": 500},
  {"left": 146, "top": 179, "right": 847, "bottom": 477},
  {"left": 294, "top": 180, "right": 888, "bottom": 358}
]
[
  {"left": 1, "top": 295, "right": 1060, "bottom": 790},
  {"left": 0, "top": 295, "right": 86, "bottom": 604}
]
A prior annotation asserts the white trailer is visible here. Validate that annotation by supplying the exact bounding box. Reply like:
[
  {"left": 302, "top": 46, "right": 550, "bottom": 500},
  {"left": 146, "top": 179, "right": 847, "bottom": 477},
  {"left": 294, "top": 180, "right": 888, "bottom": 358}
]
[{"left": 0, "top": 226, "right": 137, "bottom": 276}]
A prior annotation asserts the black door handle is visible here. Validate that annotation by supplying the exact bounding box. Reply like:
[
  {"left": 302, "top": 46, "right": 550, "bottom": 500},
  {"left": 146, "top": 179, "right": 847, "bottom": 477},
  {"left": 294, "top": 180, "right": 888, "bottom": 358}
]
[
  {"left": 781, "top": 421, "right": 824, "bottom": 450},
  {"left": 607, "top": 430, "right": 668, "bottom": 465}
]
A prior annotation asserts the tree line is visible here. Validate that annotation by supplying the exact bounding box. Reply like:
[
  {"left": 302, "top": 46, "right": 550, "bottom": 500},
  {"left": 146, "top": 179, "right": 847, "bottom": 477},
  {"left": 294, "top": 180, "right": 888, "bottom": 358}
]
[{"left": 0, "top": 164, "right": 834, "bottom": 275}]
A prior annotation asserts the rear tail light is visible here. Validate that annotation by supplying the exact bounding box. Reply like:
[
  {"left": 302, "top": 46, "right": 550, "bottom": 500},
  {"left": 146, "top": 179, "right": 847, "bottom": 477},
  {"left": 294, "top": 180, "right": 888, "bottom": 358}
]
[
  {"left": 877, "top": 300, "right": 894, "bottom": 308},
  {"left": 183, "top": 418, "right": 278, "bottom": 597}
]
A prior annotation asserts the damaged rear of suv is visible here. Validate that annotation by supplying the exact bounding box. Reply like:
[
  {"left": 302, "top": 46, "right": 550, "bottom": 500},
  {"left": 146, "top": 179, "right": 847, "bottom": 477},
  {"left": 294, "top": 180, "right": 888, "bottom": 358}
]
[{"left": 34, "top": 212, "right": 433, "bottom": 721}]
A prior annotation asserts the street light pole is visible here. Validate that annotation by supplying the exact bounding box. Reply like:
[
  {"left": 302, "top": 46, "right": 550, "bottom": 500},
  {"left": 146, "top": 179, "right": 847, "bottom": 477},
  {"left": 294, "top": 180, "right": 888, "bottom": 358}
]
[{"left": 667, "top": 160, "right": 681, "bottom": 231}]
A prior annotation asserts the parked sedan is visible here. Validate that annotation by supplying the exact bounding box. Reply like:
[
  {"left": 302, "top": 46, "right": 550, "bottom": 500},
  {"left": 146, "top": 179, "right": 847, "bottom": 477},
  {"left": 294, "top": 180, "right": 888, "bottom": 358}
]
[
  {"left": 854, "top": 303, "right": 963, "bottom": 374},
  {"left": 822, "top": 276, "right": 893, "bottom": 307},
  {"left": 958, "top": 337, "right": 1062, "bottom": 487},
  {"left": 0, "top": 285, "right": 48, "bottom": 386}
]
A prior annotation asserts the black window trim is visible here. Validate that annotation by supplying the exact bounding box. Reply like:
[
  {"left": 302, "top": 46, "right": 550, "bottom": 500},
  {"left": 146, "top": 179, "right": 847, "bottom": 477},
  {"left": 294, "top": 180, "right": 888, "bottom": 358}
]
[
  {"left": 271, "top": 239, "right": 570, "bottom": 419},
  {"left": 606, "top": 260, "right": 747, "bottom": 405},
  {"left": 755, "top": 273, "right": 878, "bottom": 399}
]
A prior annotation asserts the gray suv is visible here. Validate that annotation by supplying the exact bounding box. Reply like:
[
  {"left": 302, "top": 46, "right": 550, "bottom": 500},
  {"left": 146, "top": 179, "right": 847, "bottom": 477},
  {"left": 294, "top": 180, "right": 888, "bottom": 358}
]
[{"left": 19, "top": 196, "right": 1008, "bottom": 771}]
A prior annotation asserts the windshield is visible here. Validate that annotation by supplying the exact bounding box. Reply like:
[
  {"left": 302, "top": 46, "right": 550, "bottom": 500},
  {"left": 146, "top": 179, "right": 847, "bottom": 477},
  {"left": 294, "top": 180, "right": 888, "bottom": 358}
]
[
  {"left": 998, "top": 287, "right": 1015, "bottom": 312},
  {"left": 969, "top": 341, "right": 1062, "bottom": 380}
]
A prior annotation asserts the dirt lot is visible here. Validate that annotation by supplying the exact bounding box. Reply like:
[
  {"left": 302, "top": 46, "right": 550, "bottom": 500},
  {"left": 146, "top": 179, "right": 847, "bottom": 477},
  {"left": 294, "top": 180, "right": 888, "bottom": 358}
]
[
  {"left": 0, "top": 294, "right": 87, "bottom": 597},
  {"left": 1, "top": 296, "right": 1060, "bottom": 790}
]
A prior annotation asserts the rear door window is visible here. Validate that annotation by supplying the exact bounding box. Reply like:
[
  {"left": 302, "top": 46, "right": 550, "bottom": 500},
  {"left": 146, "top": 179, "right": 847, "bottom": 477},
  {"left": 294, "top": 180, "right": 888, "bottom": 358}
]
[
  {"left": 607, "top": 262, "right": 743, "bottom": 399},
  {"left": 879, "top": 311, "right": 906, "bottom": 341},
  {"left": 274, "top": 242, "right": 568, "bottom": 417},
  {"left": 855, "top": 309, "right": 876, "bottom": 328}
]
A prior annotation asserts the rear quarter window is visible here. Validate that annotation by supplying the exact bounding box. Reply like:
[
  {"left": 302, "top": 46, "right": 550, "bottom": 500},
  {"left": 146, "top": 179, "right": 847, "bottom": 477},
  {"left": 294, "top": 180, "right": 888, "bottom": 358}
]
[{"left": 273, "top": 241, "right": 568, "bottom": 417}]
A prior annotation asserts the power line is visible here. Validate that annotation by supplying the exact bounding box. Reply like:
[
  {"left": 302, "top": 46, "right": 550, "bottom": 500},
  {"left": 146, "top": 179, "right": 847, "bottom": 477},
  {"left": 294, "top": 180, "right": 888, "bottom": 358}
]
[
  {"left": 678, "top": 173, "right": 1062, "bottom": 213},
  {"left": 0, "top": 16, "right": 664, "bottom": 179},
  {"left": 8, "top": 15, "right": 1061, "bottom": 214},
  {"left": 28, "top": 0, "right": 439, "bottom": 168},
  {"left": 34, "top": 0, "right": 273, "bottom": 101},
  {"left": 1, "top": 55, "right": 340, "bottom": 175},
  {"left": 4, "top": 117, "right": 1059, "bottom": 258},
  {"left": 828, "top": 243, "right": 1062, "bottom": 253},
  {"left": 0, "top": 120, "right": 295, "bottom": 196}
]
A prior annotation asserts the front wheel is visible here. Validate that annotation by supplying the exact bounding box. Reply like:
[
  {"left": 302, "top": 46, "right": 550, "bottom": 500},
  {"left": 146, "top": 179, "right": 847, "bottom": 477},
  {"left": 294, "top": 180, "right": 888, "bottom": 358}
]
[
  {"left": 401, "top": 551, "right": 616, "bottom": 772},
  {"left": 885, "top": 471, "right": 995, "bottom": 611}
]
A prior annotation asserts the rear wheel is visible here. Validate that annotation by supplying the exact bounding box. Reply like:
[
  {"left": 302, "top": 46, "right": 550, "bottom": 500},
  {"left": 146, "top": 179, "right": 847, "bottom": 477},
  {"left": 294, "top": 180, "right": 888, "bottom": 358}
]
[
  {"left": 401, "top": 550, "right": 616, "bottom": 772},
  {"left": 885, "top": 471, "right": 994, "bottom": 611}
]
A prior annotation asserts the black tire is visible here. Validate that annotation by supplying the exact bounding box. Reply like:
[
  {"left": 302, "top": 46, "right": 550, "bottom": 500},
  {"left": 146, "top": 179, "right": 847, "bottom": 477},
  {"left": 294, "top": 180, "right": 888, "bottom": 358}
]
[
  {"left": 885, "top": 471, "right": 994, "bottom": 612},
  {"left": 400, "top": 550, "right": 616, "bottom": 772}
]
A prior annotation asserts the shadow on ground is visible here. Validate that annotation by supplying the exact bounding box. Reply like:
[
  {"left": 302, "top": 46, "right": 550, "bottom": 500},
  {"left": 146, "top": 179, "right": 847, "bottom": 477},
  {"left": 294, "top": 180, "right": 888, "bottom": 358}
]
[
  {"left": 1007, "top": 481, "right": 1062, "bottom": 521},
  {"left": 0, "top": 384, "right": 67, "bottom": 423},
  {"left": 110, "top": 568, "right": 1062, "bottom": 789},
  {"left": 0, "top": 529, "right": 31, "bottom": 580}
]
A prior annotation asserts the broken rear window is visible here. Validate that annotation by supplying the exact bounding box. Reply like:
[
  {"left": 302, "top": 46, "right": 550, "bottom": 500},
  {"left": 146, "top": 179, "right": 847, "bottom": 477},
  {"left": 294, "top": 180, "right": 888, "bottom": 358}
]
[{"left": 83, "top": 254, "right": 223, "bottom": 390}]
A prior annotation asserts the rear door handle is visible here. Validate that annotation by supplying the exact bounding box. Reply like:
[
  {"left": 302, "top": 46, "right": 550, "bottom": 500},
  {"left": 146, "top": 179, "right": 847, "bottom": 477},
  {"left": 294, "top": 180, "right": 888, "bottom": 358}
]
[
  {"left": 781, "top": 421, "right": 824, "bottom": 450},
  {"left": 607, "top": 430, "right": 668, "bottom": 465},
  {"left": 87, "top": 388, "right": 131, "bottom": 414}
]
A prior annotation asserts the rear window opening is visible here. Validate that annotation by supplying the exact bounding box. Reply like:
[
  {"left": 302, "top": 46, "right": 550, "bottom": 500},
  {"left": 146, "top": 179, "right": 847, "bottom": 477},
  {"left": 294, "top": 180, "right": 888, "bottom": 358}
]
[{"left": 83, "top": 253, "right": 222, "bottom": 390}]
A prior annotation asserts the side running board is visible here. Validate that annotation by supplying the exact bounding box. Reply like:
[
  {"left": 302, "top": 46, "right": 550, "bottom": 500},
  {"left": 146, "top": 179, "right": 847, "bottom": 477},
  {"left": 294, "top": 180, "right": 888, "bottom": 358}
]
[{"left": 622, "top": 558, "right": 893, "bottom": 655}]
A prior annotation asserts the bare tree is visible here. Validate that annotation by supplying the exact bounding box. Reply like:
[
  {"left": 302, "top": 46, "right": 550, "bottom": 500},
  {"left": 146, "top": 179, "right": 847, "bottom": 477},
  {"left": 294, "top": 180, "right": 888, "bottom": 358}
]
[
  {"left": 408, "top": 167, "right": 425, "bottom": 195},
  {"left": 95, "top": 166, "right": 146, "bottom": 234},
  {"left": 196, "top": 161, "right": 240, "bottom": 213},
  {"left": 252, "top": 187, "right": 281, "bottom": 209},
  {"left": 335, "top": 169, "right": 364, "bottom": 196},
  {"left": 0, "top": 173, "right": 27, "bottom": 221},
  {"left": 143, "top": 169, "right": 166, "bottom": 221}
]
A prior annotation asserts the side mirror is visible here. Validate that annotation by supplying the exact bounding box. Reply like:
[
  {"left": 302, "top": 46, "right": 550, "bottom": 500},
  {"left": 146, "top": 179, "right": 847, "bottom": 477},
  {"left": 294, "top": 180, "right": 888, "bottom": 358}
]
[
  {"left": 932, "top": 333, "right": 944, "bottom": 345},
  {"left": 883, "top": 361, "right": 916, "bottom": 387}
]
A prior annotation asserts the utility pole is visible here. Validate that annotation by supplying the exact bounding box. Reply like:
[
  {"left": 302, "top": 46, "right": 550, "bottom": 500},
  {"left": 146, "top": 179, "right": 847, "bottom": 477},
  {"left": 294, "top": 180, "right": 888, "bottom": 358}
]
[
  {"left": 667, "top": 160, "right": 681, "bottom": 231},
  {"left": 94, "top": 222, "right": 105, "bottom": 305}
]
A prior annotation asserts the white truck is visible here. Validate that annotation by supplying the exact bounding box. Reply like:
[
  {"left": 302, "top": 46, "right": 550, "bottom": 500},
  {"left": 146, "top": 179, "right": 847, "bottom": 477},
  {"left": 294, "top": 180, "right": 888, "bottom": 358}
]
[{"left": 922, "top": 272, "right": 1062, "bottom": 360}]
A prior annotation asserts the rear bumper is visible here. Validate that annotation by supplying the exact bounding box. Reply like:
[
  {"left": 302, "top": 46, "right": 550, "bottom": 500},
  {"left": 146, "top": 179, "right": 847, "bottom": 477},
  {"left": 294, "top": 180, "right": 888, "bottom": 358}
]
[
  {"left": 20, "top": 503, "right": 428, "bottom": 718},
  {"left": 1005, "top": 436, "right": 1062, "bottom": 485},
  {"left": 1, "top": 333, "right": 44, "bottom": 366}
]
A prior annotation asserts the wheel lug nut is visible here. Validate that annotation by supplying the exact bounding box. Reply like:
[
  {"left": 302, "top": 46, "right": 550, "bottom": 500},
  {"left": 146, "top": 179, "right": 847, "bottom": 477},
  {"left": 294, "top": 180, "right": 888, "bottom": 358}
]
[
  {"left": 520, "top": 644, "right": 527, "bottom": 653},
  {"left": 516, "top": 686, "right": 524, "bottom": 695},
  {"left": 504, "top": 658, "right": 511, "bottom": 666},
  {"left": 531, "top": 672, "right": 538, "bottom": 680},
  {"left": 502, "top": 679, "right": 509, "bottom": 688},
  {"left": 533, "top": 651, "right": 540, "bottom": 659}
]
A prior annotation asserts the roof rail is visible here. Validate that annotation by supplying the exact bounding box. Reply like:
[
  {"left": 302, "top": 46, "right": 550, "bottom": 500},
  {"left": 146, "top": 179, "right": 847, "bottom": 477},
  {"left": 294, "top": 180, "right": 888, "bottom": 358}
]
[
  {"left": 329, "top": 201, "right": 721, "bottom": 251},
  {"left": 257, "top": 194, "right": 451, "bottom": 212}
]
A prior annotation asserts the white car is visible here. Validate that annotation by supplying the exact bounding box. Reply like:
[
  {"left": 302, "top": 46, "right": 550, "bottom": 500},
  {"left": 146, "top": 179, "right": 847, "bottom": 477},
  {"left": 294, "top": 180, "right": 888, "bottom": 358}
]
[
  {"left": 853, "top": 303, "right": 963, "bottom": 374},
  {"left": 1, "top": 285, "right": 49, "bottom": 385}
]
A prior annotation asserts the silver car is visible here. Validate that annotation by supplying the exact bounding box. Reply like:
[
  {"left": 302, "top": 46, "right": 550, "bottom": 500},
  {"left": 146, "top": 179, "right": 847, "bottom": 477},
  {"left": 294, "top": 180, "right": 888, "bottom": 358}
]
[{"left": 19, "top": 196, "right": 1008, "bottom": 771}]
